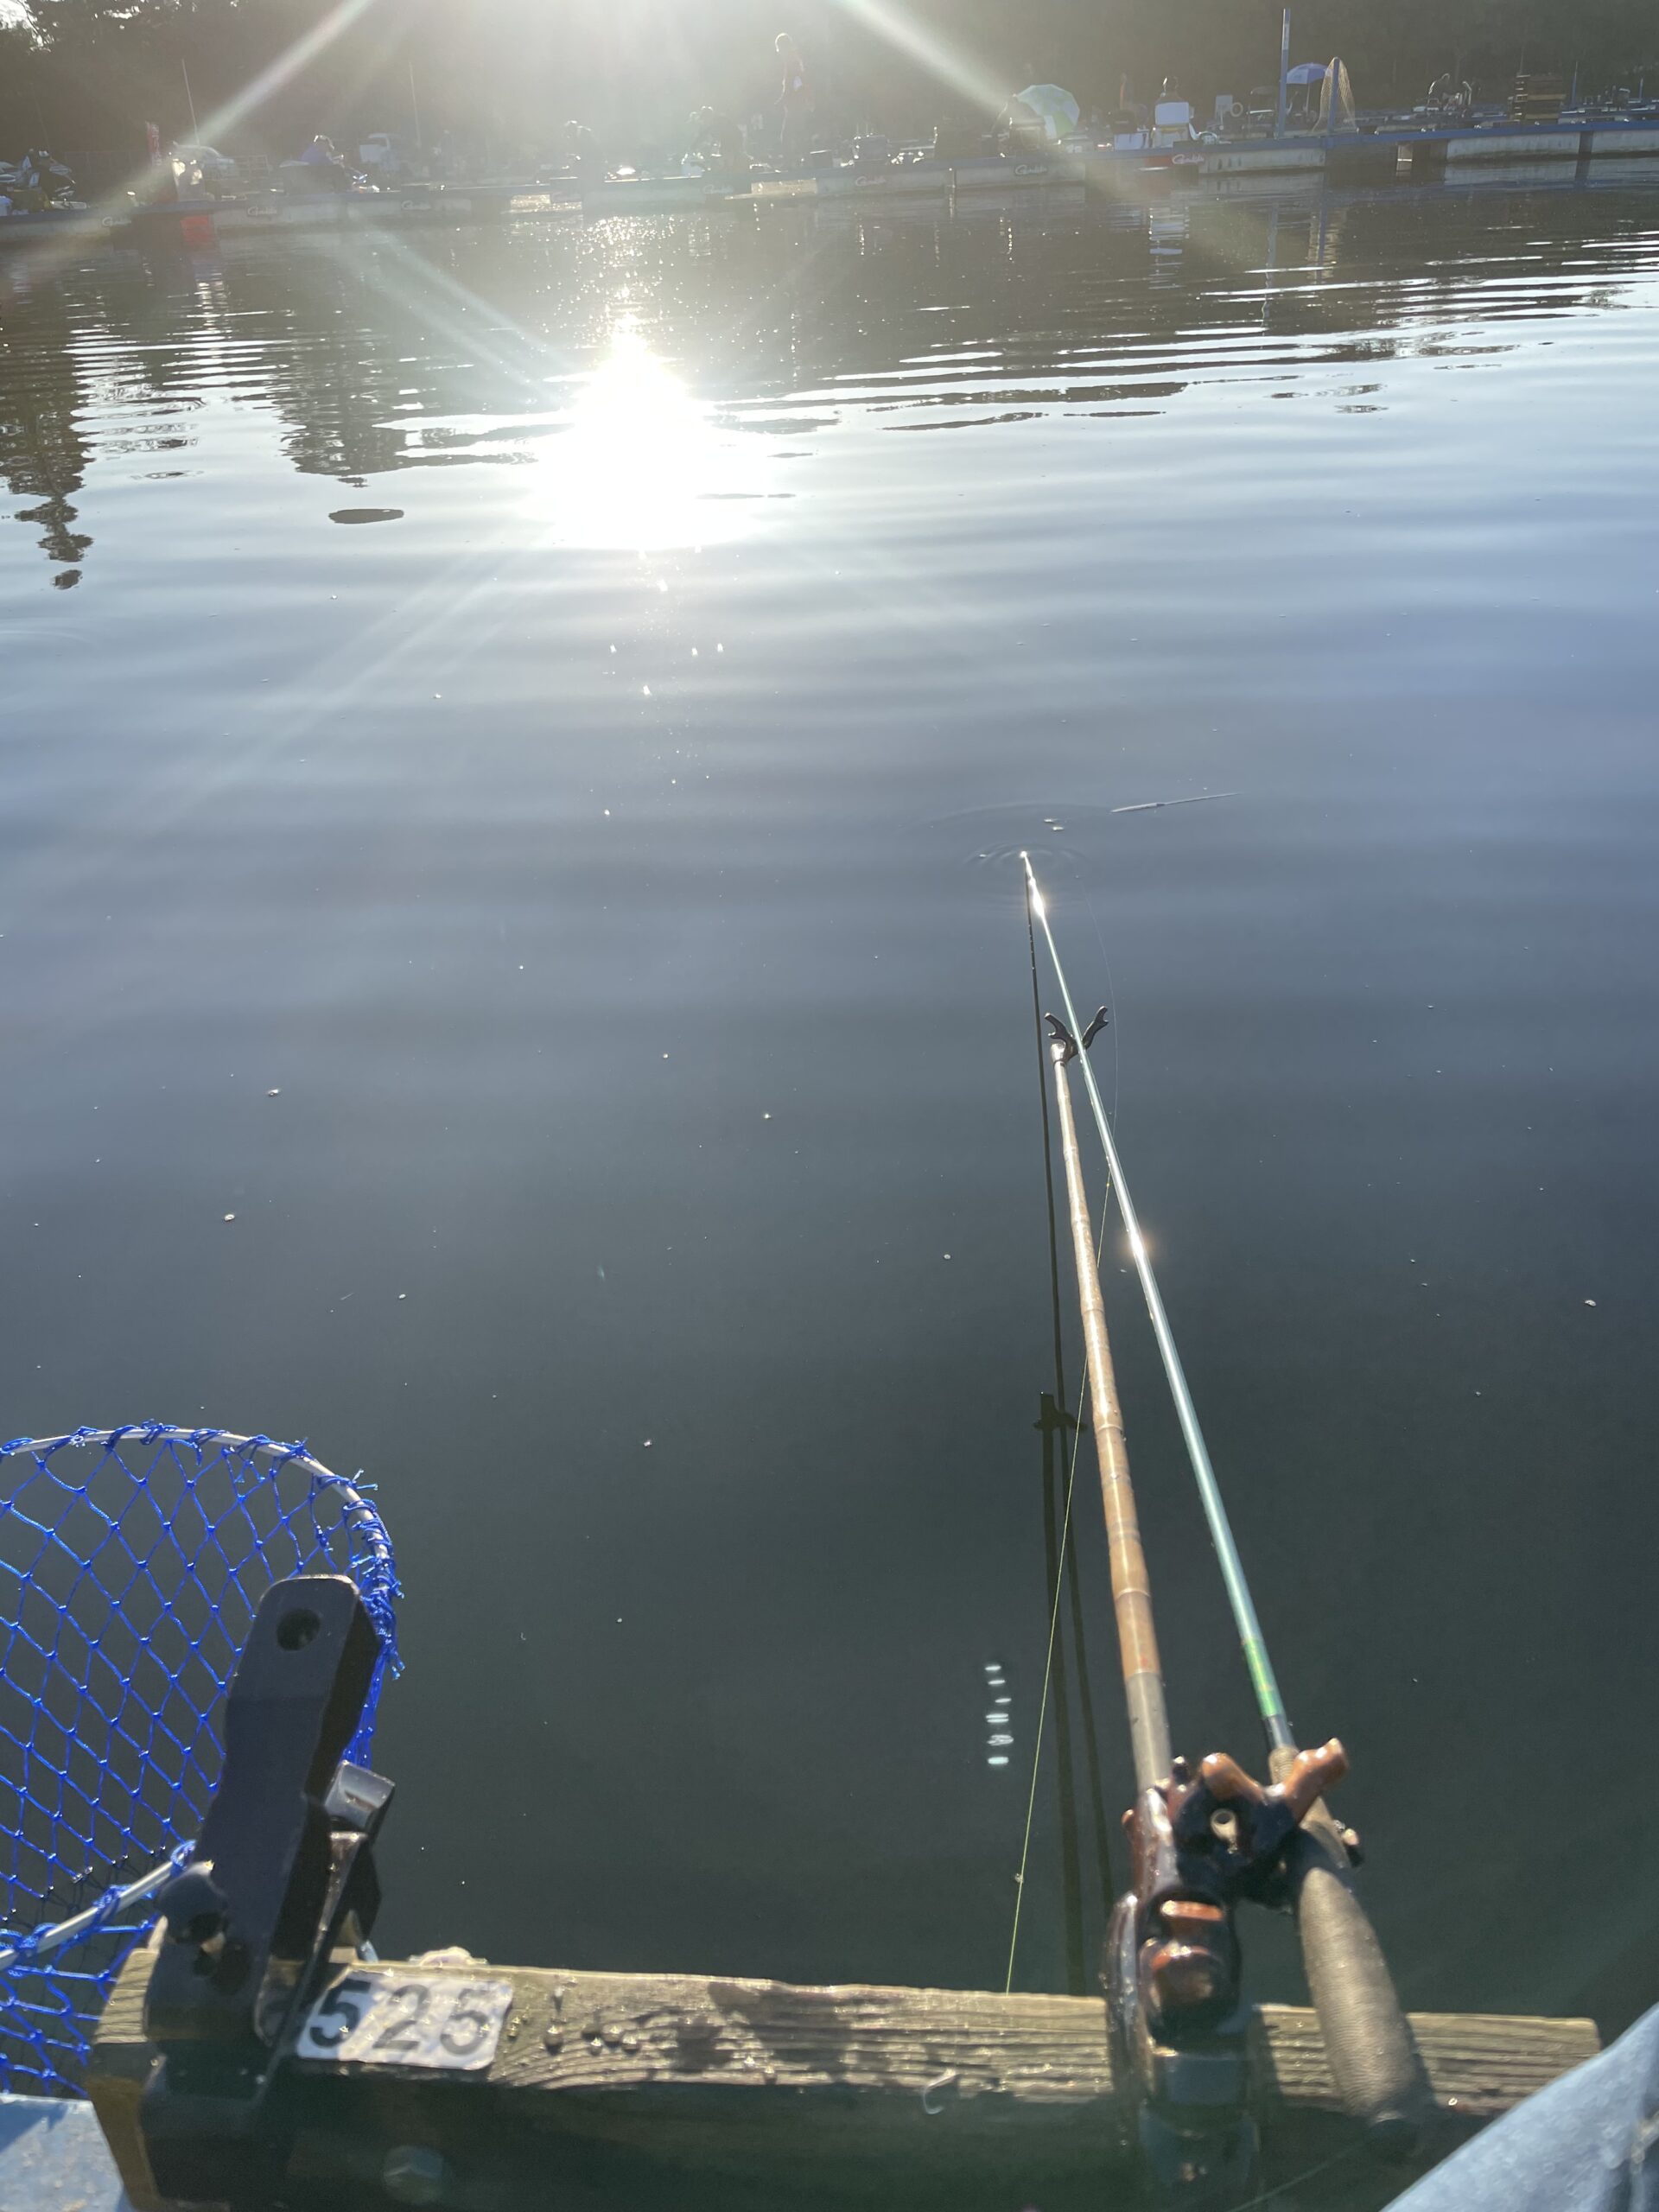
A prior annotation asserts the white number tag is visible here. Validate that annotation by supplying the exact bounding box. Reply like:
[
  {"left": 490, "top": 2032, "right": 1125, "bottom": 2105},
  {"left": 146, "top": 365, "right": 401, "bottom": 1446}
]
[{"left": 295, "top": 1969, "right": 513, "bottom": 2071}]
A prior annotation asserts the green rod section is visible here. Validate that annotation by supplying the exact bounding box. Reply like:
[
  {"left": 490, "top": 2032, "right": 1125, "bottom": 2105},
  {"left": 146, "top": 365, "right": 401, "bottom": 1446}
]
[{"left": 1020, "top": 853, "right": 1294, "bottom": 1755}]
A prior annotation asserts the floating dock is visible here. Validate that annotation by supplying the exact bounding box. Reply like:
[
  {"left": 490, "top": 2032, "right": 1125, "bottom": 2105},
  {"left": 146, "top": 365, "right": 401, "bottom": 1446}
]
[
  {"left": 3, "top": 118, "right": 1657, "bottom": 257},
  {"left": 1135, "top": 116, "right": 1659, "bottom": 185},
  {"left": 0, "top": 173, "right": 753, "bottom": 253},
  {"left": 753, "top": 154, "right": 1084, "bottom": 201},
  {"left": 721, "top": 121, "right": 1659, "bottom": 208}
]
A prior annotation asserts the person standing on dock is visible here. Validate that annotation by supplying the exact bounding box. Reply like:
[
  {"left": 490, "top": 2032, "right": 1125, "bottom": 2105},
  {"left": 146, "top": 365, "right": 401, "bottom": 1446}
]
[
  {"left": 563, "top": 120, "right": 604, "bottom": 184},
  {"left": 775, "top": 33, "right": 815, "bottom": 159}
]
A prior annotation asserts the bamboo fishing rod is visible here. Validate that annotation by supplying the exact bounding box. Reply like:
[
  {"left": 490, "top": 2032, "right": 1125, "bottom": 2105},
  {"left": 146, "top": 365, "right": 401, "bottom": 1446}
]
[
  {"left": 1046, "top": 1014, "right": 1172, "bottom": 1796},
  {"left": 1026, "top": 860, "right": 1427, "bottom": 2151}
]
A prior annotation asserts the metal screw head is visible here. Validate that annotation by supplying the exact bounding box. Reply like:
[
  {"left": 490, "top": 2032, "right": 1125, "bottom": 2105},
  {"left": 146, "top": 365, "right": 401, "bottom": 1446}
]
[
  {"left": 543, "top": 2024, "right": 564, "bottom": 2052},
  {"left": 382, "top": 2144, "right": 449, "bottom": 2206}
]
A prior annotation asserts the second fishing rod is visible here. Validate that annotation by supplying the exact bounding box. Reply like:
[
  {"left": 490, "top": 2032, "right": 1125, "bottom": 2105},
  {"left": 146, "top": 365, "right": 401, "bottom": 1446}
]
[{"left": 1027, "top": 859, "right": 1427, "bottom": 2180}]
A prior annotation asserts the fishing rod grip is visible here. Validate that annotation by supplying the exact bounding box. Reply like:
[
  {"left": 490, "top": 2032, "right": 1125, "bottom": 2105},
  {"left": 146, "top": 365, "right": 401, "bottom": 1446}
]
[{"left": 1270, "top": 1751, "right": 1430, "bottom": 2155}]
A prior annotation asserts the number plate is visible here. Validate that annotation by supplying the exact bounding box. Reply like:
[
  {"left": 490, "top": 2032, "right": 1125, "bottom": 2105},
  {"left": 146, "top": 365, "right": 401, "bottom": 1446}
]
[{"left": 295, "top": 1969, "right": 513, "bottom": 2072}]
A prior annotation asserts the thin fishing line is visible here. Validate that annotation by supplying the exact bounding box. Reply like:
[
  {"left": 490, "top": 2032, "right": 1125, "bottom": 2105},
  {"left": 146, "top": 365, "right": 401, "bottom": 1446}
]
[
  {"left": 1041, "top": 1418, "right": 1086, "bottom": 1995},
  {"left": 1007, "top": 880, "right": 1086, "bottom": 1994},
  {"left": 1005, "top": 1343, "right": 1090, "bottom": 1994},
  {"left": 1027, "top": 875, "right": 1115, "bottom": 1941},
  {"left": 1036, "top": 859, "right": 1118, "bottom": 1910},
  {"left": 1219, "top": 2139, "right": 1367, "bottom": 2212},
  {"left": 1063, "top": 1522, "right": 1117, "bottom": 1909},
  {"left": 1055, "top": 845, "right": 1122, "bottom": 1136},
  {"left": 1005, "top": 1192, "right": 1111, "bottom": 1996}
]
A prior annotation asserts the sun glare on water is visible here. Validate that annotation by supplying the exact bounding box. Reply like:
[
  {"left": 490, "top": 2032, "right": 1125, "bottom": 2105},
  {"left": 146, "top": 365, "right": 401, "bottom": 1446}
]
[{"left": 531, "top": 328, "right": 767, "bottom": 551}]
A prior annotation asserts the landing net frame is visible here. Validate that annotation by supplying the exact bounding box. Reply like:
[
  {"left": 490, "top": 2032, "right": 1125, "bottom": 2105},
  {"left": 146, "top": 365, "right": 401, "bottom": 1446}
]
[{"left": 0, "top": 1422, "right": 399, "bottom": 2095}]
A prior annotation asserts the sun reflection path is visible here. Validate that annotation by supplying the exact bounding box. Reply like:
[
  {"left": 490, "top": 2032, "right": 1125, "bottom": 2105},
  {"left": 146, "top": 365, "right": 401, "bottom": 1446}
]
[{"left": 528, "top": 329, "right": 771, "bottom": 552}]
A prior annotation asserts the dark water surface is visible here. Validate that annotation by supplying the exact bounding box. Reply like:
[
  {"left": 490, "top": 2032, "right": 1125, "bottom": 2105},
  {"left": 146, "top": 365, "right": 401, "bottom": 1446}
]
[{"left": 3, "top": 175, "right": 1658, "bottom": 2037}]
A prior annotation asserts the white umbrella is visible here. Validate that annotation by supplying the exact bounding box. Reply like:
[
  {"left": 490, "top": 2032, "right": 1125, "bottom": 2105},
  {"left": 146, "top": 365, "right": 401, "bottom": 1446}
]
[{"left": 1013, "top": 85, "right": 1081, "bottom": 143}]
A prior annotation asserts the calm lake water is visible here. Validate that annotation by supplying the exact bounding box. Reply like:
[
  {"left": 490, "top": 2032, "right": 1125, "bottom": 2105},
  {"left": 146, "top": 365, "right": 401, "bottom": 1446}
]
[{"left": 3, "top": 172, "right": 1658, "bottom": 2043}]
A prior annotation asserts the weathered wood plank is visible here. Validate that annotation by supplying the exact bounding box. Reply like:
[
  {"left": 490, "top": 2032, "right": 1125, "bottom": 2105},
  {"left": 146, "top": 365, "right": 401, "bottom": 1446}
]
[
  {"left": 363, "top": 1958, "right": 1597, "bottom": 2123},
  {"left": 87, "top": 1949, "right": 1600, "bottom": 2210},
  {"left": 83, "top": 1933, "right": 164, "bottom": 2212},
  {"left": 1255, "top": 1999, "right": 1600, "bottom": 2122},
  {"left": 491, "top": 1967, "right": 1121, "bottom": 2106}
]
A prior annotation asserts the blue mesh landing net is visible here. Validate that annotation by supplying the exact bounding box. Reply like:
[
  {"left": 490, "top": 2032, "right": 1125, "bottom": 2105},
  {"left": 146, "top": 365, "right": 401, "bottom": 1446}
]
[{"left": 0, "top": 1422, "right": 399, "bottom": 2097}]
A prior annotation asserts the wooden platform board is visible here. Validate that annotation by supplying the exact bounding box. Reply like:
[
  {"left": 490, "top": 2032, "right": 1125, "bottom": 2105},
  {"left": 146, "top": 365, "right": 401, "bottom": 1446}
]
[{"left": 87, "top": 1948, "right": 1599, "bottom": 2210}]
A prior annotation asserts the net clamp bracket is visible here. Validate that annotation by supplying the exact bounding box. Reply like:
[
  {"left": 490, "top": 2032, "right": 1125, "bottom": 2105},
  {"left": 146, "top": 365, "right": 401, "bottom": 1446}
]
[{"left": 137, "top": 1573, "right": 396, "bottom": 2204}]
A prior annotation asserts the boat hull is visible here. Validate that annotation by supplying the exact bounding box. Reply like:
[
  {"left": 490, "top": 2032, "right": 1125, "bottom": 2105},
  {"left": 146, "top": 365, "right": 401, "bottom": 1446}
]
[
  {"left": 579, "top": 176, "right": 746, "bottom": 213},
  {"left": 759, "top": 156, "right": 1082, "bottom": 202},
  {"left": 0, "top": 206, "right": 120, "bottom": 251},
  {"left": 120, "top": 190, "right": 504, "bottom": 239},
  {"left": 1201, "top": 142, "right": 1327, "bottom": 175},
  {"left": 1444, "top": 128, "right": 1581, "bottom": 162},
  {"left": 1589, "top": 124, "right": 1659, "bottom": 156},
  {"left": 123, "top": 176, "right": 748, "bottom": 239}
]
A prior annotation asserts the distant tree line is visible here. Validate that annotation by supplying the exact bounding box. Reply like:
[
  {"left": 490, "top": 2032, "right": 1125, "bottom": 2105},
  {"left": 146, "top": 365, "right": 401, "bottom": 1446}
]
[{"left": 3, "top": 0, "right": 1656, "bottom": 168}]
